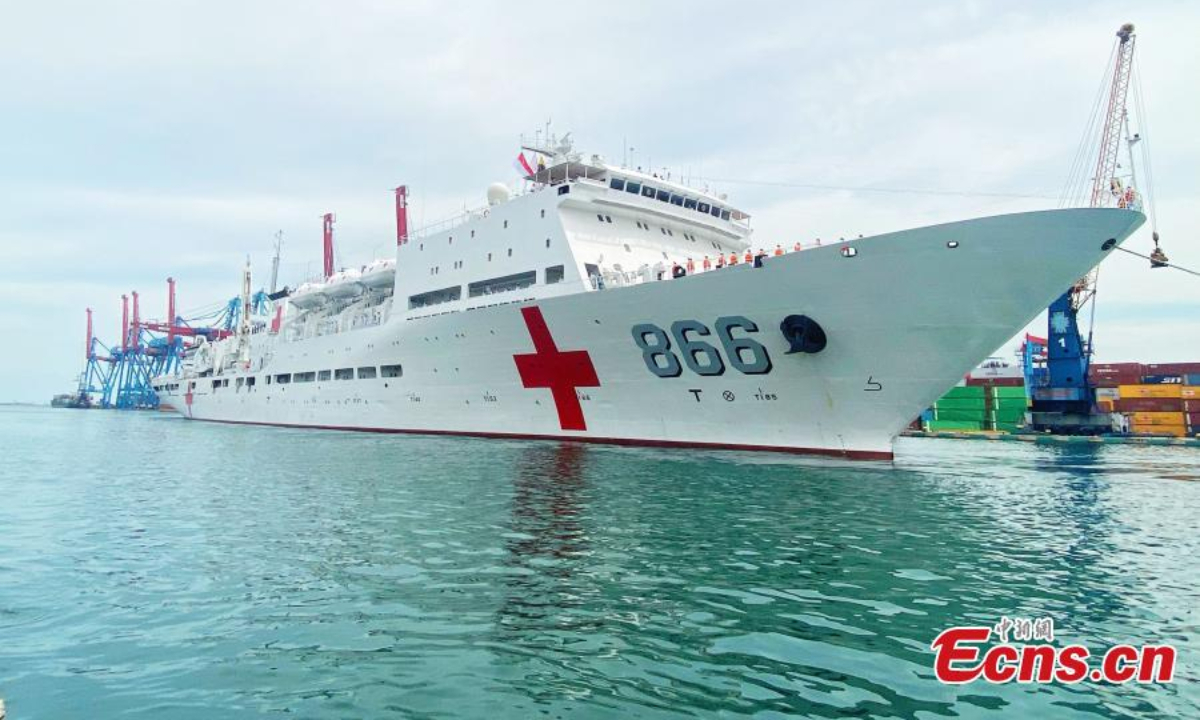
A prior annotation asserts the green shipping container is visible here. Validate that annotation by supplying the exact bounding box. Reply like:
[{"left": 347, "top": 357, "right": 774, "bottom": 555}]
[
  {"left": 991, "top": 409, "right": 1027, "bottom": 422},
  {"left": 935, "top": 398, "right": 987, "bottom": 411},
  {"left": 928, "top": 420, "right": 984, "bottom": 431},
  {"left": 992, "top": 422, "right": 1023, "bottom": 433},
  {"left": 943, "top": 386, "right": 986, "bottom": 399},
  {"left": 989, "top": 386, "right": 1028, "bottom": 399},
  {"left": 936, "top": 408, "right": 988, "bottom": 422}
]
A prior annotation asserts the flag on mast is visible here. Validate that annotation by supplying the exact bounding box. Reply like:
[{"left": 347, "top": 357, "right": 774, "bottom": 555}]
[{"left": 514, "top": 152, "right": 535, "bottom": 177}]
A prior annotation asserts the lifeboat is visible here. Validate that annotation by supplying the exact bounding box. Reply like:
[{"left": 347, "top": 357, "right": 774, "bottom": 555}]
[
  {"left": 323, "top": 268, "right": 364, "bottom": 300},
  {"left": 359, "top": 258, "right": 396, "bottom": 289},
  {"left": 288, "top": 282, "right": 327, "bottom": 309}
]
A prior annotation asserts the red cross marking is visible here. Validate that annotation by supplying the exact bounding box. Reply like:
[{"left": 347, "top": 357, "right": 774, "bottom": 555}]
[{"left": 513, "top": 306, "right": 600, "bottom": 431}]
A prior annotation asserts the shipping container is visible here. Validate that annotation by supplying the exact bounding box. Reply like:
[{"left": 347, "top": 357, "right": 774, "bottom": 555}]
[
  {"left": 1130, "top": 411, "right": 1186, "bottom": 426},
  {"left": 989, "top": 386, "right": 1028, "bottom": 398},
  {"left": 1142, "top": 374, "right": 1185, "bottom": 385},
  {"left": 1095, "top": 387, "right": 1120, "bottom": 400},
  {"left": 1089, "top": 374, "right": 1143, "bottom": 388},
  {"left": 1182, "top": 387, "right": 1199, "bottom": 399},
  {"left": 1097, "top": 399, "right": 1114, "bottom": 412},
  {"left": 1111, "top": 398, "right": 1184, "bottom": 413},
  {"left": 1119, "top": 384, "right": 1184, "bottom": 399},
  {"left": 1187, "top": 374, "right": 1200, "bottom": 386},
  {"left": 966, "top": 377, "right": 1024, "bottom": 387},
  {"left": 1130, "top": 423, "right": 1188, "bottom": 438},
  {"left": 1186, "top": 399, "right": 1200, "bottom": 413},
  {"left": 1091, "top": 362, "right": 1146, "bottom": 375},
  {"left": 935, "top": 400, "right": 987, "bottom": 412},
  {"left": 1187, "top": 411, "right": 1200, "bottom": 428},
  {"left": 927, "top": 420, "right": 984, "bottom": 432},
  {"left": 935, "top": 408, "right": 987, "bottom": 422},
  {"left": 942, "top": 386, "right": 986, "bottom": 398},
  {"left": 1144, "top": 362, "right": 1200, "bottom": 376}
]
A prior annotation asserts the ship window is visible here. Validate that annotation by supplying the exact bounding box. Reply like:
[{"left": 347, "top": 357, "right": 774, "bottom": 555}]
[
  {"left": 625, "top": 181, "right": 641, "bottom": 195},
  {"left": 488, "top": 252, "right": 492, "bottom": 261},
  {"left": 469, "top": 270, "right": 536, "bottom": 298},
  {"left": 721, "top": 210, "right": 731, "bottom": 221},
  {"left": 540, "top": 209, "right": 545, "bottom": 218},
  {"left": 246, "top": 377, "right": 255, "bottom": 387},
  {"left": 557, "top": 185, "right": 569, "bottom": 195},
  {"left": 624, "top": 244, "right": 631, "bottom": 252},
  {"left": 265, "top": 377, "right": 271, "bottom": 385},
  {"left": 656, "top": 189, "right": 670, "bottom": 202},
  {"left": 507, "top": 248, "right": 513, "bottom": 257},
  {"left": 236, "top": 378, "right": 244, "bottom": 389},
  {"left": 667, "top": 229, "right": 674, "bottom": 236},
  {"left": 318, "top": 370, "right": 331, "bottom": 381},
  {"left": 605, "top": 215, "right": 612, "bottom": 223},
  {"left": 274, "top": 373, "right": 291, "bottom": 384},
  {"left": 295, "top": 371, "right": 316, "bottom": 383},
  {"left": 545, "top": 238, "right": 551, "bottom": 248},
  {"left": 670, "top": 194, "right": 684, "bottom": 206},
  {"left": 409, "top": 285, "right": 462, "bottom": 310},
  {"left": 212, "top": 379, "right": 220, "bottom": 390},
  {"left": 357, "top": 366, "right": 377, "bottom": 380},
  {"left": 610, "top": 178, "right": 625, "bottom": 191},
  {"left": 471, "top": 229, "right": 475, "bottom": 237},
  {"left": 642, "top": 185, "right": 655, "bottom": 198},
  {"left": 597, "top": 214, "right": 604, "bottom": 222},
  {"left": 697, "top": 202, "right": 710, "bottom": 214},
  {"left": 546, "top": 265, "right": 565, "bottom": 284},
  {"left": 448, "top": 236, "right": 453, "bottom": 244},
  {"left": 711, "top": 206, "right": 721, "bottom": 218},
  {"left": 381, "top": 364, "right": 403, "bottom": 378},
  {"left": 684, "top": 198, "right": 697, "bottom": 210},
  {"left": 661, "top": 227, "right": 667, "bottom": 235},
  {"left": 335, "top": 368, "right": 354, "bottom": 380},
  {"left": 503, "top": 220, "right": 508, "bottom": 229}
]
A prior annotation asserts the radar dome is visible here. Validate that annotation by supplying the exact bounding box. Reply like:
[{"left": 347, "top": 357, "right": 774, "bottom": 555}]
[{"left": 487, "top": 183, "right": 511, "bottom": 206}]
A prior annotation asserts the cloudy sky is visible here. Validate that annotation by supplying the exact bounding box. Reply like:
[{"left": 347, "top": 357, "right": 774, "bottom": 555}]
[{"left": 2, "top": 1, "right": 1197, "bottom": 402}]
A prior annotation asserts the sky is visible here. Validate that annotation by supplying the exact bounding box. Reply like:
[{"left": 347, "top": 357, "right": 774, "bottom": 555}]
[{"left": 1, "top": 1, "right": 1197, "bottom": 402}]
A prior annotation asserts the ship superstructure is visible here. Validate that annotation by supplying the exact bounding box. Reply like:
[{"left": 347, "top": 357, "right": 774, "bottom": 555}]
[{"left": 155, "top": 134, "right": 1145, "bottom": 459}]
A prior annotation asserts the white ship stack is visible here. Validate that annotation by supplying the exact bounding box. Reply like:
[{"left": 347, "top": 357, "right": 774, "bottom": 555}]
[{"left": 154, "top": 133, "right": 1144, "bottom": 459}]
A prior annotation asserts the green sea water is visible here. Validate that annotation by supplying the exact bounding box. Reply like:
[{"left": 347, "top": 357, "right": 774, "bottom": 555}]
[{"left": 1, "top": 405, "right": 1197, "bottom": 719}]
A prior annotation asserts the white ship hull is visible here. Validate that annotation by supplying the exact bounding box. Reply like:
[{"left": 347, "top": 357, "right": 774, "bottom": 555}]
[{"left": 159, "top": 208, "right": 1143, "bottom": 460}]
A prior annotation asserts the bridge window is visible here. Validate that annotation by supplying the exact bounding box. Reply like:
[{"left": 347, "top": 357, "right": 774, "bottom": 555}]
[
  {"left": 294, "top": 371, "right": 316, "bottom": 383},
  {"left": 710, "top": 206, "right": 721, "bottom": 218},
  {"left": 610, "top": 178, "right": 625, "bottom": 191},
  {"left": 546, "top": 265, "right": 565, "bottom": 284},
  {"left": 721, "top": 210, "right": 731, "bottom": 221},
  {"left": 357, "top": 366, "right": 377, "bottom": 380},
  {"left": 318, "top": 370, "right": 331, "bottom": 381},
  {"left": 274, "top": 373, "right": 291, "bottom": 384},
  {"left": 670, "top": 194, "right": 684, "bottom": 206},
  {"left": 381, "top": 364, "right": 403, "bottom": 378},
  {"left": 335, "top": 368, "right": 354, "bottom": 380},
  {"left": 246, "top": 377, "right": 255, "bottom": 387},
  {"left": 656, "top": 189, "right": 670, "bottom": 202},
  {"left": 697, "top": 202, "right": 710, "bottom": 214},
  {"left": 469, "top": 270, "right": 536, "bottom": 298},
  {"left": 684, "top": 198, "right": 697, "bottom": 210},
  {"left": 409, "top": 285, "right": 462, "bottom": 309},
  {"left": 625, "top": 181, "right": 641, "bottom": 195},
  {"left": 642, "top": 185, "right": 655, "bottom": 198},
  {"left": 557, "top": 185, "right": 569, "bottom": 195}
]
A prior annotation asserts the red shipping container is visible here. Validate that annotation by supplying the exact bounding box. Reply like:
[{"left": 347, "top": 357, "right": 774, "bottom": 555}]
[
  {"left": 966, "top": 377, "right": 1024, "bottom": 387},
  {"left": 1090, "top": 373, "right": 1143, "bottom": 388},
  {"left": 1112, "top": 398, "right": 1185, "bottom": 413},
  {"left": 1145, "top": 362, "right": 1200, "bottom": 375},
  {"left": 1091, "top": 362, "right": 1146, "bottom": 376},
  {"left": 1188, "top": 412, "right": 1200, "bottom": 428},
  {"left": 1186, "top": 399, "right": 1200, "bottom": 413}
]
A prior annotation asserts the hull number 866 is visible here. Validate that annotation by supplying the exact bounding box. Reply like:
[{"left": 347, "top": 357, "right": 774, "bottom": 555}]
[{"left": 632, "top": 316, "right": 772, "bottom": 378}]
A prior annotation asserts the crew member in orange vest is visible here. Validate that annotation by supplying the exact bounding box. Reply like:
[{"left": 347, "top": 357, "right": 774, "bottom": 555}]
[
  {"left": 743, "top": 249, "right": 753, "bottom": 264},
  {"left": 716, "top": 254, "right": 725, "bottom": 269},
  {"left": 793, "top": 241, "right": 802, "bottom": 252},
  {"left": 685, "top": 257, "right": 695, "bottom": 274},
  {"left": 671, "top": 261, "right": 680, "bottom": 277},
  {"left": 774, "top": 244, "right": 784, "bottom": 257},
  {"left": 702, "top": 255, "right": 712, "bottom": 271},
  {"left": 729, "top": 252, "right": 739, "bottom": 265}
]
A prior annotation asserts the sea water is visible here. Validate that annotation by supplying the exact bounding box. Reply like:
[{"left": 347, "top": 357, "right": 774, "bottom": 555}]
[{"left": 1, "top": 406, "right": 1197, "bottom": 718}]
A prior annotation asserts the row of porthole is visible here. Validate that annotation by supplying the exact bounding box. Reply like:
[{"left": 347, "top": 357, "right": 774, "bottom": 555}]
[{"left": 420, "top": 209, "right": 553, "bottom": 250}]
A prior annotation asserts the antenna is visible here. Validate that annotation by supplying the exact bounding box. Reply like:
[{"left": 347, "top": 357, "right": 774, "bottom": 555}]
[{"left": 270, "top": 230, "right": 283, "bottom": 293}]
